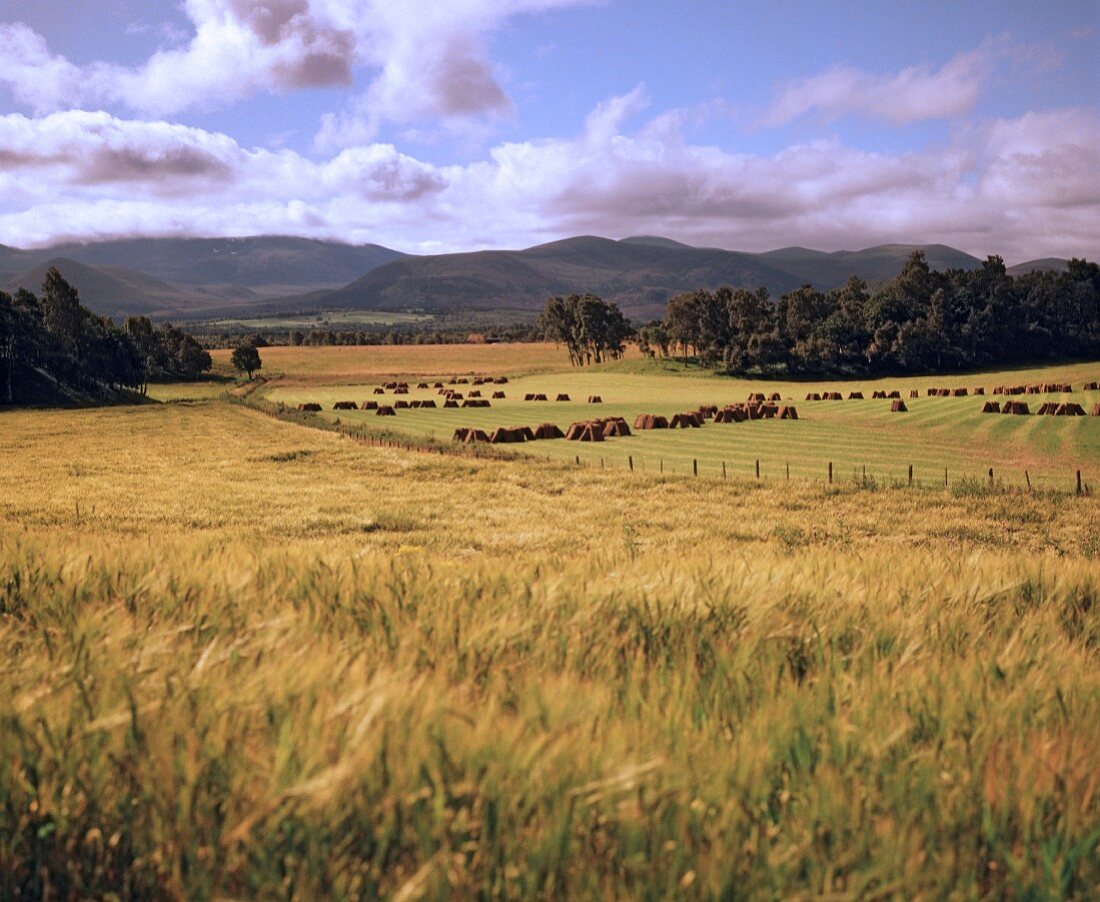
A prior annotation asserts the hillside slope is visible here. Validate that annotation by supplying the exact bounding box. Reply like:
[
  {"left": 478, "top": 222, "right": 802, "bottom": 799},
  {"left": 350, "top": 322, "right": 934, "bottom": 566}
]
[{"left": 317, "top": 237, "right": 984, "bottom": 316}]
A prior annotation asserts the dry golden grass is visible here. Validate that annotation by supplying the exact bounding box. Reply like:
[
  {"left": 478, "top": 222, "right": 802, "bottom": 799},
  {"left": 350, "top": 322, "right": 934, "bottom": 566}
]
[
  {"left": 211, "top": 342, "right": 620, "bottom": 383},
  {"left": 1, "top": 381, "right": 1098, "bottom": 898}
]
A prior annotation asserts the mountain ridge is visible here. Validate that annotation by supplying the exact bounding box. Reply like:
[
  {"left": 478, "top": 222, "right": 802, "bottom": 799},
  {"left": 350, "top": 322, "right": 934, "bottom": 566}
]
[{"left": 0, "top": 234, "right": 1077, "bottom": 321}]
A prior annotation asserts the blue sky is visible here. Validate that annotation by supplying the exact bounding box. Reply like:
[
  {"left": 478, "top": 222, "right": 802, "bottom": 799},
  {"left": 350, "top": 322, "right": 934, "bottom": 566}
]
[{"left": 0, "top": 0, "right": 1097, "bottom": 261}]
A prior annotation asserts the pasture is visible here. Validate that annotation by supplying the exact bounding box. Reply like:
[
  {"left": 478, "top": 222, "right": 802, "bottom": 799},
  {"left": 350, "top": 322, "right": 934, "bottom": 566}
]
[
  {"left": 250, "top": 345, "right": 1100, "bottom": 490},
  {"left": 2, "top": 347, "right": 1099, "bottom": 898}
]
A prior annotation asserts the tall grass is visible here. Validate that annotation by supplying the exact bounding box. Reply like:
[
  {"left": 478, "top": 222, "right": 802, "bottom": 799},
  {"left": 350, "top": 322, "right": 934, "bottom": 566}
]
[
  {"left": 1, "top": 538, "right": 1098, "bottom": 897},
  {"left": 1, "top": 390, "right": 1098, "bottom": 897}
]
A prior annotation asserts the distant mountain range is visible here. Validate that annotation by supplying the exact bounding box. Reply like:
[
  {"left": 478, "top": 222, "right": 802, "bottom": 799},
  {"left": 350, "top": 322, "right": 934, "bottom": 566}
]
[{"left": 0, "top": 234, "right": 1071, "bottom": 321}]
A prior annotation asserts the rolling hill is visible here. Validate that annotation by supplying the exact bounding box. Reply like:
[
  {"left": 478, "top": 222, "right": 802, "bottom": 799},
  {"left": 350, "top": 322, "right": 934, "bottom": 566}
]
[
  {"left": 312, "top": 236, "right": 986, "bottom": 318},
  {"left": 3, "top": 258, "right": 237, "bottom": 319},
  {"left": 4, "top": 233, "right": 1069, "bottom": 321}
]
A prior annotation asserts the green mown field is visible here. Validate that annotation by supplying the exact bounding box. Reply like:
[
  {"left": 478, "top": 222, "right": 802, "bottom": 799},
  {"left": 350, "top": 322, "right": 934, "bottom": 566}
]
[
  {"left": 251, "top": 346, "right": 1100, "bottom": 490},
  {"left": 2, "top": 345, "right": 1098, "bottom": 898}
]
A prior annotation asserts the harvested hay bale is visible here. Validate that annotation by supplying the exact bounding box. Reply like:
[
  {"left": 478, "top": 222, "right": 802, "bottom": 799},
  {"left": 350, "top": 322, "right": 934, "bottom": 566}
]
[
  {"left": 433, "top": 381, "right": 444, "bottom": 388},
  {"left": 779, "top": 405, "right": 798, "bottom": 419},
  {"left": 462, "top": 399, "right": 491, "bottom": 408},
  {"left": 805, "top": 392, "right": 821, "bottom": 401},
  {"left": 409, "top": 400, "right": 422, "bottom": 408},
  {"left": 444, "top": 400, "right": 459, "bottom": 408},
  {"left": 910, "top": 389, "right": 920, "bottom": 398},
  {"left": 1037, "top": 402, "right": 1058, "bottom": 416},
  {"left": 715, "top": 407, "right": 747, "bottom": 423},
  {"left": 524, "top": 393, "right": 535, "bottom": 401},
  {"left": 981, "top": 401, "right": 1001, "bottom": 413},
  {"left": 298, "top": 402, "right": 322, "bottom": 412},
  {"left": 452, "top": 428, "right": 470, "bottom": 442},
  {"left": 669, "top": 412, "right": 703, "bottom": 428},
  {"left": 494, "top": 376, "right": 509, "bottom": 384},
  {"left": 489, "top": 427, "right": 523, "bottom": 443},
  {"left": 556, "top": 393, "right": 571, "bottom": 401},
  {"left": 420, "top": 400, "right": 437, "bottom": 408},
  {"left": 974, "top": 387, "right": 985, "bottom": 395},
  {"left": 697, "top": 405, "right": 719, "bottom": 418},
  {"left": 1002, "top": 401, "right": 1030, "bottom": 415},
  {"left": 492, "top": 391, "right": 506, "bottom": 399},
  {"left": 891, "top": 400, "right": 908, "bottom": 412},
  {"left": 468, "top": 390, "right": 482, "bottom": 398},
  {"left": 393, "top": 387, "right": 409, "bottom": 395},
  {"left": 376, "top": 406, "right": 396, "bottom": 416},
  {"left": 534, "top": 393, "right": 548, "bottom": 401},
  {"left": 417, "top": 382, "right": 429, "bottom": 389},
  {"left": 888, "top": 390, "right": 901, "bottom": 399},
  {"left": 533, "top": 422, "right": 565, "bottom": 439},
  {"left": 761, "top": 404, "right": 779, "bottom": 419},
  {"left": 848, "top": 391, "right": 864, "bottom": 399},
  {"left": 634, "top": 414, "right": 669, "bottom": 429},
  {"left": 602, "top": 418, "right": 632, "bottom": 437},
  {"left": 952, "top": 388, "right": 968, "bottom": 397},
  {"left": 1083, "top": 381, "right": 1098, "bottom": 390},
  {"left": 1027, "top": 385, "right": 1041, "bottom": 394},
  {"left": 473, "top": 377, "right": 488, "bottom": 385},
  {"left": 394, "top": 400, "right": 409, "bottom": 409},
  {"left": 578, "top": 422, "right": 605, "bottom": 442},
  {"left": 566, "top": 421, "right": 605, "bottom": 442},
  {"left": 464, "top": 429, "right": 489, "bottom": 443},
  {"left": 1092, "top": 403, "right": 1100, "bottom": 416},
  {"left": 513, "top": 426, "right": 535, "bottom": 441},
  {"left": 1060, "top": 403, "right": 1086, "bottom": 416},
  {"left": 360, "top": 401, "right": 379, "bottom": 410},
  {"left": 333, "top": 401, "right": 358, "bottom": 410},
  {"left": 587, "top": 395, "right": 603, "bottom": 404},
  {"left": 769, "top": 392, "right": 782, "bottom": 401},
  {"left": 456, "top": 378, "right": 470, "bottom": 385},
  {"left": 748, "top": 392, "right": 766, "bottom": 402},
  {"left": 927, "top": 388, "right": 938, "bottom": 396},
  {"left": 872, "top": 390, "right": 886, "bottom": 399},
  {"left": 449, "top": 393, "right": 464, "bottom": 400},
  {"left": 826, "top": 391, "right": 843, "bottom": 400},
  {"left": 373, "top": 387, "right": 386, "bottom": 395}
]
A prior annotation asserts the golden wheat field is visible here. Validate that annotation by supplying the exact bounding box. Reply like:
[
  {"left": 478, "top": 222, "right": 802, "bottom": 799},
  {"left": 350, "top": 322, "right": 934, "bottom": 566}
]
[{"left": 2, "top": 349, "right": 1100, "bottom": 898}]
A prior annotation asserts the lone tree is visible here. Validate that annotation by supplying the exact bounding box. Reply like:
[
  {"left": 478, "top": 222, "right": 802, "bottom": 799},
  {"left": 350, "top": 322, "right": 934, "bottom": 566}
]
[{"left": 231, "top": 344, "right": 262, "bottom": 379}]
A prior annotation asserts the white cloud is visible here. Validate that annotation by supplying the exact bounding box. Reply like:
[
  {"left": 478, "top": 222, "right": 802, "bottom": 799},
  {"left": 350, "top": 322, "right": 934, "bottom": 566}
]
[
  {"left": 0, "top": 99, "right": 1097, "bottom": 263},
  {"left": 0, "top": 0, "right": 586, "bottom": 132},
  {"left": 762, "top": 46, "right": 996, "bottom": 127}
]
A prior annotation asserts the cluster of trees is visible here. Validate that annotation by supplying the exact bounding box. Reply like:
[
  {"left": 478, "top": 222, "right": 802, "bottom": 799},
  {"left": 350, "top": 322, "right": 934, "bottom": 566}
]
[
  {"left": 641, "top": 253, "right": 1100, "bottom": 375},
  {"left": 0, "top": 267, "right": 211, "bottom": 404},
  {"left": 537, "top": 294, "right": 633, "bottom": 366}
]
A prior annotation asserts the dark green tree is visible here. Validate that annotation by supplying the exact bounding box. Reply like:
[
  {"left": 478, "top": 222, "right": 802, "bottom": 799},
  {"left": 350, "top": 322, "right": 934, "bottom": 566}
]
[{"left": 231, "top": 345, "right": 262, "bottom": 379}]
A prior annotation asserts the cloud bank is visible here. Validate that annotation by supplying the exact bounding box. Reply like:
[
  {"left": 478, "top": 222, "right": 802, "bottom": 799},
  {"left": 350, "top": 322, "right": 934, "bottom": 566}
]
[{"left": 1, "top": 97, "right": 1097, "bottom": 263}]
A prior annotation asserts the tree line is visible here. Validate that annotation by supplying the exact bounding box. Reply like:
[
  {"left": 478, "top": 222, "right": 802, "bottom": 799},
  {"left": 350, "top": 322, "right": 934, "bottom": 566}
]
[
  {"left": 0, "top": 267, "right": 211, "bottom": 405},
  {"left": 638, "top": 253, "right": 1100, "bottom": 375}
]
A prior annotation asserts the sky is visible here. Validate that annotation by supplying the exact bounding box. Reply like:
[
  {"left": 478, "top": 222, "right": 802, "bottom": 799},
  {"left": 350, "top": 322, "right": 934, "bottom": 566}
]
[{"left": 0, "top": 0, "right": 1097, "bottom": 263}]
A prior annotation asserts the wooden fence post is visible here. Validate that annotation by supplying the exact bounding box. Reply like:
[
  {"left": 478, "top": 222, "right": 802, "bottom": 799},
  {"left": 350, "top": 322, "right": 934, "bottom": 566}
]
[
  {"left": 828, "top": 462, "right": 833, "bottom": 484},
  {"left": 944, "top": 467, "right": 948, "bottom": 486},
  {"left": 628, "top": 455, "right": 634, "bottom": 472},
  {"left": 786, "top": 462, "right": 790, "bottom": 481},
  {"left": 755, "top": 459, "right": 760, "bottom": 479},
  {"left": 988, "top": 467, "right": 994, "bottom": 489},
  {"left": 908, "top": 464, "right": 913, "bottom": 486},
  {"left": 722, "top": 461, "right": 727, "bottom": 479},
  {"left": 1077, "top": 470, "right": 1083, "bottom": 495},
  {"left": 1025, "top": 470, "right": 1031, "bottom": 492},
  {"left": 693, "top": 459, "right": 698, "bottom": 477}
]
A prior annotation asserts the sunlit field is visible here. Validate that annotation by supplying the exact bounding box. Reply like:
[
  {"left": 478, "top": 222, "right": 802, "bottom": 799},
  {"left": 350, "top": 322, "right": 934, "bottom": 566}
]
[
  {"left": 256, "top": 348, "right": 1100, "bottom": 490},
  {"left": 2, "top": 348, "right": 1099, "bottom": 898}
]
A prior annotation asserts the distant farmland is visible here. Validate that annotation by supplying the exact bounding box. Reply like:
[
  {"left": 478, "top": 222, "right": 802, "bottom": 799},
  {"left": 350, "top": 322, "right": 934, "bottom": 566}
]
[{"left": 243, "top": 346, "right": 1100, "bottom": 491}]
